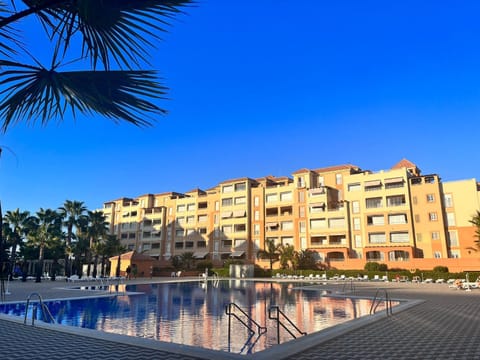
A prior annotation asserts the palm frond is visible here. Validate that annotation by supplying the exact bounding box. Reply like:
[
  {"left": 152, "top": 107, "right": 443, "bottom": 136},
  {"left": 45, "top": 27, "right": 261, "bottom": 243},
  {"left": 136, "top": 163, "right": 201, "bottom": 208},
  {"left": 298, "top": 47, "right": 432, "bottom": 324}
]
[
  {"left": 23, "top": 0, "right": 193, "bottom": 69},
  {"left": 0, "top": 1, "right": 18, "bottom": 57},
  {"left": 0, "top": 60, "right": 167, "bottom": 131}
]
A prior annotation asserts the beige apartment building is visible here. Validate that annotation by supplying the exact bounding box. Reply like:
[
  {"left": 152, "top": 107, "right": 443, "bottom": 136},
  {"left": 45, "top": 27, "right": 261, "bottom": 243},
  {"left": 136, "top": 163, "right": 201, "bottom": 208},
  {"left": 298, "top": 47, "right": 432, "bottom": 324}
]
[{"left": 101, "top": 159, "right": 480, "bottom": 272}]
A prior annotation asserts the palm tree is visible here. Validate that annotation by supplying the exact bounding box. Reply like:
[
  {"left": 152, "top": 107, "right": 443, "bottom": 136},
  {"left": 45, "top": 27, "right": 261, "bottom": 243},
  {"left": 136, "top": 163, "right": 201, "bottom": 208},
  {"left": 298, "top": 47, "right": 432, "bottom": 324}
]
[
  {"left": 85, "top": 210, "right": 109, "bottom": 278},
  {"left": 102, "top": 234, "right": 125, "bottom": 278},
  {"left": 0, "top": 1, "right": 192, "bottom": 131},
  {"left": 4, "top": 209, "right": 35, "bottom": 279},
  {"left": 278, "top": 243, "right": 298, "bottom": 270},
  {"left": 58, "top": 200, "right": 87, "bottom": 277},
  {"left": 467, "top": 211, "right": 480, "bottom": 252},
  {"left": 27, "top": 208, "right": 63, "bottom": 282},
  {"left": 257, "top": 239, "right": 282, "bottom": 274}
]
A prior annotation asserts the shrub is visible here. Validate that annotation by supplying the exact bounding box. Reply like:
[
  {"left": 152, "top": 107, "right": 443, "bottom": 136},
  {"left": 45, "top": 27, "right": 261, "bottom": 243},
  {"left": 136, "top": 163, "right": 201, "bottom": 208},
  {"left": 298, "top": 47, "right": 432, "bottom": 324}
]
[
  {"left": 196, "top": 261, "right": 213, "bottom": 271},
  {"left": 433, "top": 266, "right": 449, "bottom": 273},
  {"left": 364, "top": 262, "right": 388, "bottom": 271}
]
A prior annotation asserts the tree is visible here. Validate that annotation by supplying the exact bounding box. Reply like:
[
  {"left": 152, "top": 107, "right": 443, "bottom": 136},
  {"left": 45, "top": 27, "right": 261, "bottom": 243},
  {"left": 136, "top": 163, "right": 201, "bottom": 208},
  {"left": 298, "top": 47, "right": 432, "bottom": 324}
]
[
  {"left": 3, "top": 209, "right": 35, "bottom": 279},
  {"left": 0, "top": 0, "right": 193, "bottom": 131},
  {"left": 58, "top": 200, "right": 87, "bottom": 277},
  {"left": 296, "top": 249, "right": 319, "bottom": 270},
  {"left": 85, "top": 210, "right": 109, "bottom": 278},
  {"left": 257, "top": 239, "right": 282, "bottom": 274},
  {"left": 467, "top": 211, "right": 480, "bottom": 253},
  {"left": 27, "top": 208, "right": 63, "bottom": 282},
  {"left": 278, "top": 243, "right": 297, "bottom": 270}
]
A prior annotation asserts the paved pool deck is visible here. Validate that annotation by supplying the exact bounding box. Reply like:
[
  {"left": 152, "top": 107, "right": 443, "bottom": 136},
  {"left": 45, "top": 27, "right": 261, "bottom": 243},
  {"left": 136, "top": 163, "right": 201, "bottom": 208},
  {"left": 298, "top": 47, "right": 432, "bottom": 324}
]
[{"left": 0, "top": 277, "right": 479, "bottom": 359}]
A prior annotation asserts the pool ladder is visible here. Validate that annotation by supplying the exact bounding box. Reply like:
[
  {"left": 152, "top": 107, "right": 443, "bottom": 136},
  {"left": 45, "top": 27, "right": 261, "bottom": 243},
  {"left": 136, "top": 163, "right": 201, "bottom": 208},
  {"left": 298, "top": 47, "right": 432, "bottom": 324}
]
[
  {"left": 24, "top": 292, "right": 55, "bottom": 325},
  {"left": 269, "top": 305, "right": 307, "bottom": 344},
  {"left": 369, "top": 288, "right": 393, "bottom": 316},
  {"left": 225, "top": 302, "right": 267, "bottom": 354}
]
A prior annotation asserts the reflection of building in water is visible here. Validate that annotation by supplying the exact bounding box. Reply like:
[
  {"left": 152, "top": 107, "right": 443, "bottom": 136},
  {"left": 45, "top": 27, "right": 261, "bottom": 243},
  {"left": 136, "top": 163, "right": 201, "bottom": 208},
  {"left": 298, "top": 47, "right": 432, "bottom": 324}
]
[{"left": 41, "top": 282, "right": 387, "bottom": 353}]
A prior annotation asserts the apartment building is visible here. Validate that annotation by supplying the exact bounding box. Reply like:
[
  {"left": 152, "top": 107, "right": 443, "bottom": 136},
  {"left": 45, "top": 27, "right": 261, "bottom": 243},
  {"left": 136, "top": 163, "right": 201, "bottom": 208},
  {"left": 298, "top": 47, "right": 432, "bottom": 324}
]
[{"left": 101, "top": 159, "right": 480, "bottom": 271}]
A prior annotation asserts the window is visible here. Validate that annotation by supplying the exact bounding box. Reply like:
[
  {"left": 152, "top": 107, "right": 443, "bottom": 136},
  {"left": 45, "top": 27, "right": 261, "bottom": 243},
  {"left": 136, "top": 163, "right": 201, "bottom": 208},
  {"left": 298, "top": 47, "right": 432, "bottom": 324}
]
[
  {"left": 368, "top": 233, "right": 386, "bottom": 244},
  {"left": 447, "top": 213, "right": 455, "bottom": 226},
  {"left": 281, "top": 221, "right": 294, "bottom": 230},
  {"left": 198, "top": 214, "right": 207, "bottom": 222},
  {"left": 186, "top": 216, "right": 195, "bottom": 224},
  {"left": 128, "top": 233, "right": 135, "bottom": 239},
  {"left": 281, "top": 237, "right": 293, "bottom": 246},
  {"left": 198, "top": 201, "right": 208, "bottom": 209},
  {"left": 386, "top": 195, "right": 405, "bottom": 207},
  {"left": 429, "top": 212, "right": 438, "bottom": 221},
  {"left": 390, "top": 232, "right": 409, "bottom": 243},
  {"left": 142, "top": 231, "right": 151, "bottom": 239},
  {"left": 197, "top": 241, "right": 207, "bottom": 248},
  {"left": 266, "top": 194, "right": 278, "bottom": 203},
  {"left": 234, "top": 182, "right": 246, "bottom": 191},
  {"left": 152, "top": 243, "right": 160, "bottom": 249},
  {"left": 448, "top": 231, "right": 458, "bottom": 247},
  {"left": 364, "top": 180, "right": 382, "bottom": 191},
  {"left": 297, "top": 176, "right": 305, "bottom": 187},
  {"left": 234, "top": 223, "right": 246, "bottom": 232},
  {"left": 310, "top": 218, "right": 327, "bottom": 229},
  {"left": 222, "top": 225, "right": 233, "bottom": 234},
  {"left": 153, "top": 219, "right": 161, "bottom": 225},
  {"left": 449, "top": 250, "right": 460, "bottom": 258},
  {"left": 254, "top": 210, "right": 260, "bottom": 221},
  {"left": 348, "top": 183, "right": 361, "bottom": 192},
  {"left": 335, "top": 173, "right": 342, "bottom": 185},
  {"left": 426, "top": 194, "right": 435, "bottom": 203},
  {"left": 280, "top": 191, "right": 293, "bottom": 201},
  {"left": 222, "top": 184, "right": 234, "bottom": 193},
  {"left": 215, "top": 201, "right": 219, "bottom": 211},
  {"left": 352, "top": 201, "right": 360, "bottom": 213},
  {"left": 299, "top": 206, "right": 305, "bottom": 217},
  {"left": 434, "top": 251, "right": 441, "bottom": 258},
  {"left": 366, "top": 197, "right": 382, "bottom": 209},
  {"left": 234, "top": 239, "right": 246, "bottom": 247},
  {"left": 444, "top": 194, "right": 453, "bottom": 208},
  {"left": 388, "top": 214, "right": 407, "bottom": 224},
  {"left": 222, "top": 198, "right": 233, "bottom": 206},
  {"left": 310, "top": 203, "right": 325, "bottom": 213},
  {"left": 175, "top": 229, "right": 184, "bottom": 237},
  {"left": 298, "top": 191, "right": 305, "bottom": 202},
  {"left": 143, "top": 219, "right": 152, "bottom": 227},
  {"left": 222, "top": 239, "right": 232, "bottom": 247},
  {"left": 318, "top": 176, "right": 324, "bottom": 186},
  {"left": 175, "top": 242, "right": 183, "bottom": 249},
  {"left": 384, "top": 178, "right": 404, "bottom": 189},
  {"left": 353, "top": 217, "right": 361, "bottom": 230},
  {"left": 177, "top": 217, "right": 185, "bottom": 225},
  {"left": 234, "top": 196, "right": 246, "bottom": 205},
  {"left": 176, "top": 204, "right": 186, "bottom": 212},
  {"left": 299, "top": 221, "right": 306, "bottom": 233},
  {"left": 329, "top": 217, "right": 345, "bottom": 228},
  {"left": 254, "top": 196, "right": 259, "bottom": 207},
  {"left": 254, "top": 224, "right": 260, "bottom": 235},
  {"left": 354, "top": 235, "right": 362, "bottom": 248},
  {"left": 199, "top": 227, "right": 207, "bottom": 234},
  {"left": 425, "top": 176, "right": 435, "bottom": 184},
  {"left": 367, "top": 215, "right": 384, "bottom": 226},
  {"left": 185, "top": 241, "right": 194, "bottom": 248},
  {"left": 414, "top": 214, "right": 420, "bottom": 223},
  {"left": 431, "top": 231, "right": 440, "bottom": 240},
  {"left": 416, "top": 233, "right": 422, "bottom": 242}
]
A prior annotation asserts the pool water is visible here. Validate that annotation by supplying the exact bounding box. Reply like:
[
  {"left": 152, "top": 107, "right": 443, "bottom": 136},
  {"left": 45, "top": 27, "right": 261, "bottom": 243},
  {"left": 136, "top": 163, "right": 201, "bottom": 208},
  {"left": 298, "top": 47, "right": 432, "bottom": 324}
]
[{"left": 0, "top": 280, "right": 393, "bottom": 354}]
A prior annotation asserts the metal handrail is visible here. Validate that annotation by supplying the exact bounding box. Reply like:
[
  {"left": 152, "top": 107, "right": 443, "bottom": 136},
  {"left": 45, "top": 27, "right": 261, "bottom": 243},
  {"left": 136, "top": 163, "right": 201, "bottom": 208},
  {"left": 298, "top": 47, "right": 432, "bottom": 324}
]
[
  {"left": 24, "top": 292, "right": 55, "bottom": 325},
  {"left": 369, "top": 288, "right": 393, "bottom": 316},
  {"left": 268, "top": 305, "right": 307, "bottom": 344},
  {"left": 225, "top": 302, "right": 267, "bottom": 353},
  {"left": 342, "top": 279, "right": 356, "bottom": 294}
]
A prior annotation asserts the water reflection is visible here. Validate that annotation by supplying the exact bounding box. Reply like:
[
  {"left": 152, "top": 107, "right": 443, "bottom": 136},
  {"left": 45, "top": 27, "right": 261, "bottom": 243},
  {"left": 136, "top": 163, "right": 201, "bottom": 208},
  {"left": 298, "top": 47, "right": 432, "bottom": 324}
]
[{"left": 0, "top": 281, "right": 393, "bottom": 354}]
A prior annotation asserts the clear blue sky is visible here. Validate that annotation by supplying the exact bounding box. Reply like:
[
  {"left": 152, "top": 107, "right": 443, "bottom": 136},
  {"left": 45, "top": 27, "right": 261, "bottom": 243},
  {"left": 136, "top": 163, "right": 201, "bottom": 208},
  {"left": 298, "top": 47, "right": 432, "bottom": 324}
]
[{"left": 1, "top": 1, "right": 480, "bottom": 214}]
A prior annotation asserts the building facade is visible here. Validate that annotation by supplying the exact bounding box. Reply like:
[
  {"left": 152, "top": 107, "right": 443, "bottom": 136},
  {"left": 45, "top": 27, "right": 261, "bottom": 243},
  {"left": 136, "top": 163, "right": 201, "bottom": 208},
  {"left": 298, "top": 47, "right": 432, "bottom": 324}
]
[{"left": 101, "top": 159, "right": 480, "bottom": 272}]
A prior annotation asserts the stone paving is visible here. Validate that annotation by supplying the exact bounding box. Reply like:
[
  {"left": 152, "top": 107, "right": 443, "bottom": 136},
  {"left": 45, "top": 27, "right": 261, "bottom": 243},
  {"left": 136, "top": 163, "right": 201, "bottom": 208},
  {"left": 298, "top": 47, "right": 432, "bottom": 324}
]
[{"left": 0, "top": 278, "right": 479, "bottom": 359}]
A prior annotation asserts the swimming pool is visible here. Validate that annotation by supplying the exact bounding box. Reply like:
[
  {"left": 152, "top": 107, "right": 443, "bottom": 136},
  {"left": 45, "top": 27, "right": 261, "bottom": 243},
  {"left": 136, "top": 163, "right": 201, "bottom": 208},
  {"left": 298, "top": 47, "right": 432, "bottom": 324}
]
[{"left": 0, "top": 280, "right": 394, "bottom": 355}]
